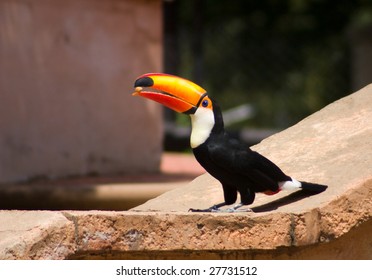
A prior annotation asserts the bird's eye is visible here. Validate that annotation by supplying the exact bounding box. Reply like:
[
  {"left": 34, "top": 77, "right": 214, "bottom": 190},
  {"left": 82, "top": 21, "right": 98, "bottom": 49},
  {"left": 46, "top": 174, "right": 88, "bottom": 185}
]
[{"left": 202, "top": 100, "right": 209, "bottom": 107}]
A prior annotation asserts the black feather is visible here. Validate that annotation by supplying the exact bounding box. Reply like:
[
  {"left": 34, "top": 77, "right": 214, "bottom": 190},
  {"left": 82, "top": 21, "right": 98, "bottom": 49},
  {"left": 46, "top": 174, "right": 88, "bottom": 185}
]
[{"left": 300, "top": 182, "right": 328, "bottom": 193}]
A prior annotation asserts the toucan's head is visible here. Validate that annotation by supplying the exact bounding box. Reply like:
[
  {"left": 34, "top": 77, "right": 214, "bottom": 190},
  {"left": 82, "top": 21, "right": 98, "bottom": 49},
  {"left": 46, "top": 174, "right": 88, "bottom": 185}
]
[
  {"left": 133, "top": 73, "right": 222, "bottom": 148},
  {"left": 133, "top": 73, "right": 213, "bottom": 115}
]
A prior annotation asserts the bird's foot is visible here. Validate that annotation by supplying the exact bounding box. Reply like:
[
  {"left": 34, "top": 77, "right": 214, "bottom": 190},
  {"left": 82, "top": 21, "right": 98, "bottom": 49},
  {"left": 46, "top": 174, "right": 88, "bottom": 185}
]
[
  {"left": 189, "top": 202, "right": 227, "bottom": 213},
  {"left": 223, "top": 207, "right": 252, "bottom": 213},
  {"left": 188, "top": 206, "right": 219, "bottom": 213},
  {"left": 221, "top": 203, "right": 252, "bottom": 213},
  {"left": 189, "top": 203, "right": 252, "bottom": 213},
  {"left": 188, "top": 208, "right": 211, "bottom": 212}
]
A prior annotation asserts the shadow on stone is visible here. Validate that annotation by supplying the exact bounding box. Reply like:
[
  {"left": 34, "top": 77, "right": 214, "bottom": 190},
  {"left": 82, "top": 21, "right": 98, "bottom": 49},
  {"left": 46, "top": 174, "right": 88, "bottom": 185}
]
[{"left": 252, "top": 190, "right": 325, "bottom": 213}]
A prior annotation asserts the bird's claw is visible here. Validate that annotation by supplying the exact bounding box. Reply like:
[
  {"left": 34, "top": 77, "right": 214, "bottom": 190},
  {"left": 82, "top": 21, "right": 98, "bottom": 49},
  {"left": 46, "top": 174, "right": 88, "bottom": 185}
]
[
  {"left": 188, "top": 205, "right": 252, "bottom": 213},
  {"left": 189, "top": 208, "right": 210, "bottom": 212},
  {"left": 188, "top": 207, "right": 217, "bottom": 212},
  {"left": 224, "top": 207, "right": 252, "bottom": 213}
]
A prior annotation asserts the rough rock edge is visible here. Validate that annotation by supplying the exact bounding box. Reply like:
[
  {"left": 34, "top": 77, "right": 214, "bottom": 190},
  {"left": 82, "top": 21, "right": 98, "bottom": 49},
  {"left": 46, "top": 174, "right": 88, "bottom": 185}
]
[
  {"left": 69, "top": 178, "right": 371, "bottom": 254},
  {"left": 0, "top": 212, "right": 76, "bottom": 260},
  {"left": 3, "top": 177, "right": 368, "bottom": 260}
]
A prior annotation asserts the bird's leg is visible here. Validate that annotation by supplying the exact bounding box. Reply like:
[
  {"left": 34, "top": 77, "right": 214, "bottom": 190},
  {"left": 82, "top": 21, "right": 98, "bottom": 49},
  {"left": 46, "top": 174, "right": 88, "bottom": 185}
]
[{"left": 189, "top": 202, "right": 226, "bottom": 212}]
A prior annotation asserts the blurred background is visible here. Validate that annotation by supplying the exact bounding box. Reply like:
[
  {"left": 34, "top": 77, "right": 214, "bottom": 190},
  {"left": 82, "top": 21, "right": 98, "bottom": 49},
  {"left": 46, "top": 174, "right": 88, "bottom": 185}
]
[
  {"left": 0, "top": 0, "right": 371, "bottom": 209},
  {"left": 163, "top": 0, "right": 372, "bottom": 150}
]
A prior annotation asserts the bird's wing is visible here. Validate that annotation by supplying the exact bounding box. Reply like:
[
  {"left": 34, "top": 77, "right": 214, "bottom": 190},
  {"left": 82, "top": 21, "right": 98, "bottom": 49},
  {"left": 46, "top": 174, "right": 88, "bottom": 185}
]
[
  {"left": 207, "top": 140, "right": 289, "bottom": 190},
  {"left": 248, "top": 151, "right": 291, "bottom": 182}
]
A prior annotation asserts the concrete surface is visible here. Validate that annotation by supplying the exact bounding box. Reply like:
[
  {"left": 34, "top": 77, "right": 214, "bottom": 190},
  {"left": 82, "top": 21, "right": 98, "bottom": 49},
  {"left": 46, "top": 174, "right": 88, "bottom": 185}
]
[
  {"left": 0, "top": 85, "right": 371, "bottom": 259},
  {"left": 0, "top": 0, "right": 163, "bottom": 183}
]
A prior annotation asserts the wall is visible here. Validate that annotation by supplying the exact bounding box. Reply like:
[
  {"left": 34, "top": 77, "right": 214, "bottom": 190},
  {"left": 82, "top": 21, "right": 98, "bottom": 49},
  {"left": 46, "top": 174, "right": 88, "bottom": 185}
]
[{"left": 0, "top": 0, "right": 163, "bottom": 183}]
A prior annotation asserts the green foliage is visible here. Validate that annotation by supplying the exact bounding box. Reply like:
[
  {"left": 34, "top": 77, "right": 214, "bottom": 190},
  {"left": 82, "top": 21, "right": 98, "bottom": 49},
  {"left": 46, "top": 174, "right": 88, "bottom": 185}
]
[{"left": 175, "top": 0, "right": 372, "bottom": 128}]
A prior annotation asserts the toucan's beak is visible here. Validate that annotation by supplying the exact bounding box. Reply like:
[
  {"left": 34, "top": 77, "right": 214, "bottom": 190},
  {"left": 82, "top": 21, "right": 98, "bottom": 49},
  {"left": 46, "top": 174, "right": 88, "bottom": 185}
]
[{"left": 133, "top": 73, "right": 207, "bottom": 114}]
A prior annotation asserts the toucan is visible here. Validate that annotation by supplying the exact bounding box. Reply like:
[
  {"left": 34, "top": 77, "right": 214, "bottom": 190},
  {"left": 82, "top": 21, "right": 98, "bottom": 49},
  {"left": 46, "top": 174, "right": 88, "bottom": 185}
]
[{"left": 133, "top": 73, "right": 327, "bottom": 212}]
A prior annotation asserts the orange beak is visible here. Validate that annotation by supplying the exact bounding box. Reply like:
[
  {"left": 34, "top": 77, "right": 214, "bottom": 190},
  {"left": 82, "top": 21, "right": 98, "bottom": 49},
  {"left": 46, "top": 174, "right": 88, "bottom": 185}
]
[{"left": 133, "top": 73, "right": 207, "bottom": 114}]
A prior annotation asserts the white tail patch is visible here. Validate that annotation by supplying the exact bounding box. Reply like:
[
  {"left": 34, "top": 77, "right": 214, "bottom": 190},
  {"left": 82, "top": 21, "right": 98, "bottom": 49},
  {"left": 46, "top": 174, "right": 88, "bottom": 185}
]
[{"left": 279, "top": 178, "right": 301, "bottom": 191}]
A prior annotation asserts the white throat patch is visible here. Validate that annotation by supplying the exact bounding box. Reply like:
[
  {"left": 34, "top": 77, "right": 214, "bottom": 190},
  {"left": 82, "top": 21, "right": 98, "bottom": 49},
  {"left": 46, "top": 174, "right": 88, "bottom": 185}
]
[{"left": 190, "top": 107, "right": 215, "bottom": 148}]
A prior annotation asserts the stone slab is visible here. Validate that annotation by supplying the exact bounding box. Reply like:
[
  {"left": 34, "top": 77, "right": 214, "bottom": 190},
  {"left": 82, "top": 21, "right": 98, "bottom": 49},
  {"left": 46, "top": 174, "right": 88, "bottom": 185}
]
[{"left": 0, "top": 211, "right": 76, "bottom": 259}]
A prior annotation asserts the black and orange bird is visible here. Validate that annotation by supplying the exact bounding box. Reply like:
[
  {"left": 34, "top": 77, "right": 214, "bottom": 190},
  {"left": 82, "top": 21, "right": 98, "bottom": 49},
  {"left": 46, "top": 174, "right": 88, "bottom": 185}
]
[{"left": 133, "top": 73, "right": 327, "bottom": 212}]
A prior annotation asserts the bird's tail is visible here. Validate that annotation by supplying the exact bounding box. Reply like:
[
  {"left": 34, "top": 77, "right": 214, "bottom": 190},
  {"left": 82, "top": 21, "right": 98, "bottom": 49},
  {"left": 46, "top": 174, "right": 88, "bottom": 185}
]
[
  {"left": 279, "top": 178, "right": 327, "bottom": 193},
  {"left": 299, "top": 181, "right": 328, "bottom": 193}
]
